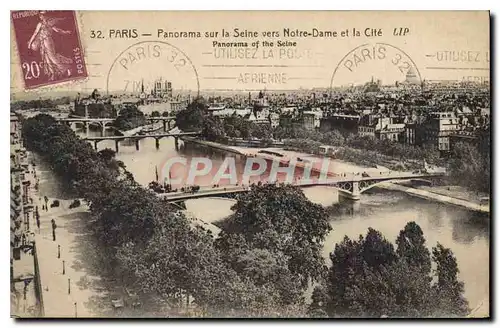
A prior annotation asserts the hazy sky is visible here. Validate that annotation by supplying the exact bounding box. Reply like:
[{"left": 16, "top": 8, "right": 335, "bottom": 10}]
[{"left": 11, "top": 11, "right": 490, "bottom": 96}]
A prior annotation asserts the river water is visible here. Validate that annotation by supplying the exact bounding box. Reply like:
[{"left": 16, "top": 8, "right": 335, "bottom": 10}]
[{"left": 82, "top": 130, "right": 489, "bottom": 312}]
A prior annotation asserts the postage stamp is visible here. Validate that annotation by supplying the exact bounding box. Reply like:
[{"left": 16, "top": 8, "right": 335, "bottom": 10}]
[{"left": 11, "top": 10, "right": 87, "bottom": 89}]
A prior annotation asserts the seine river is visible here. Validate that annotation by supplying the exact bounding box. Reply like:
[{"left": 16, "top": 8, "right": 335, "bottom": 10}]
[{"left": 87, "top": 132, "right": 489, "bottom": 312}]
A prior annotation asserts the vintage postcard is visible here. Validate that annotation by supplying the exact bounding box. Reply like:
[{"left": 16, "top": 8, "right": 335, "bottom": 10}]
[{"left": 10, "top": 11, "right": 490, "bottom": 318}]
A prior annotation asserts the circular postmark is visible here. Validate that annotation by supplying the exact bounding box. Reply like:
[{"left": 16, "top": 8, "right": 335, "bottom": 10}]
[
  {"left": 106, "top": 41, "right": 199, "bottom": 97},
  {"left": 330, "top": 42, "right": 422, "bottom": 92}
]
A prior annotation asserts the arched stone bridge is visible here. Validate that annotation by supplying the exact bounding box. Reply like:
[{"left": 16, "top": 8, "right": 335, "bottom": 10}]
[
  {"left": 57, "top": 116, "right": 177, "bottom": 136},
  {"left": 82, "top": 131, "right": 201, "bottom": 152}
]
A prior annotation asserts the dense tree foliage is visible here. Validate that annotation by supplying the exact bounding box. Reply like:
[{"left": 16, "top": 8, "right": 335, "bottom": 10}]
[
  {"left": 313, "top": 221, "right": 469, "bottom": 318},
  {"left": 113, "top": 104, "right": 147, "bottom": 130},
  {"left": 222, "top": 115, "right": 272, "bottom": 140},
  {"left": 448, "top": 137, "right": 490, "bottom": 193},
  {"left": 11, "top": 97, "right": 72, "bottom": 110},
  {"left": 276, "top": 125, "right": 441, "bottom": 170},
  {"left": 175, "top": 100, "right": 272, "bottom": 142},
  {"left": 217, "top": 184, "right": 332, "bottom": 288},
  {"left": 175, "top": 98, "right": 207, "bottom": 132}
]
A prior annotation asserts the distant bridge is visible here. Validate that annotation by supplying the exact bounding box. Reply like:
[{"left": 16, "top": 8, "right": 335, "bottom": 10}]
[
  {"left": 82, "top": 131, "right": 201, "bottom": 152},
  {"left": 57, "top": 116, "right": 177, "bottom": 135},
  {"left": 157, "top": 172, "right": 445, "bottom": 202},
  {"left": 57, "top": 116, "right": 175, "bottom": 123}
]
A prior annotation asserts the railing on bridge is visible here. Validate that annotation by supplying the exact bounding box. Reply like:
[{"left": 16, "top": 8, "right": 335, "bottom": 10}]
[
  {"left": 82, "top": 131, "right": 201, "bottom": 152},
  {"left": 155, "top": 171, "right": 445, "bottom": 202}
]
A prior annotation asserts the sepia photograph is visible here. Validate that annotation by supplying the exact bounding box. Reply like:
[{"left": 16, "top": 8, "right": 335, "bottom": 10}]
[{"left": 9, "top": 10, "right": 490, "bottom": 319}]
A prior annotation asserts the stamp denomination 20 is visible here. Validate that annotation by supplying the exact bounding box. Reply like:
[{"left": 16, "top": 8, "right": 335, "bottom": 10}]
[{"left": 11, "top": 10, "right": 88, "bottom": 89}]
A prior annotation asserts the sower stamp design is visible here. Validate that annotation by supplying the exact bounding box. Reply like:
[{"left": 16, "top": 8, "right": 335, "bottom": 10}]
[
  {"left": 106, "top": 41, "right": 199, "bottom": 97},
  {"left": 11, "top": 10, "right": 87, "bottom": 89},
  {"left": 330, "top": 42, "right": 422, "bottom": 90}
]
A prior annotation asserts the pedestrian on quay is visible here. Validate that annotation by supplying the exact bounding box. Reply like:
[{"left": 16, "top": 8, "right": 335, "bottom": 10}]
[
  {"left": 21, "top": 231, "right": 27, "bottom": 246},
  {"left": 35, "top": 206, "right": 40, "bottom": 227},
  {"left": 51, "top": 219, "right": 57, "bottom": 241},
  {"left": 28, "top": 232, "right": 35, "bottom": 247},
  {"left": 36, "top": 214, "right": 40, "bottom": 233}
]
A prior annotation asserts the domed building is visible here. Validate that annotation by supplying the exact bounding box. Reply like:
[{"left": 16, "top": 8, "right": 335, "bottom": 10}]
[{"left": 405, "top": 66, "right": 420, "bottom": 84}]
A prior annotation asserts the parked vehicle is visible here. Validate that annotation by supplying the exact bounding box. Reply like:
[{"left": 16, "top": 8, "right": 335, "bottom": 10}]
[{"left": 480, "top": 197, "right": 490, "bottom": 206}]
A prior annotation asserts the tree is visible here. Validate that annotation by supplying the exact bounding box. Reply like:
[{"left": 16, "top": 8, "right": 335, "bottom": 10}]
[
  {"left": 116, "top": 220, "right": 302, "bottom": 317},
  {"left": 396, "top": 221, "right": 431, "bottom": 273},
  {"left": 175, "top": 98, "right": 207, "bottom": 132},
  {"left": 232, "top": 248, "right": 304, "bottom": 305},
  {"left": 320, "top": 224, "right": 469, "bottom": 318},
  {"left": 91, "top": 88, "right": 101, "bottom": 102},
  {"left": 219, "top": 184, "right": 331, "bottom": 287},
  {"left": 308, "top": 285, "right": 329, "bottom": 317},
  {"left": 202, "top": 116, "right": 226, "bottom": 141},
  {"left": 151, "top": 110, "right": 160, "bottom": 117},
  {"left": 113, "top": 104, "right": 146, "bottom": 130},
  {"left": 432, "top": 243, "right": 469, "bottom": 317},
  {"left": 362, "top": 228, "right": 397, "bottom": 269},
  {"left": 448, "top": 141, "right": 489, "bottom": 192}
]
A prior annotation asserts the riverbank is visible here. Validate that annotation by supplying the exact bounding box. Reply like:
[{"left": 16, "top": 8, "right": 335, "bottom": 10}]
[
  {"left": 184, "top": 138, "right": 488, "bottom": 214},
  {"left": 282, "top": 143, "right": 429, "bottom": 172},
  {"left": 379, "top": 182, "right": 489, "bottom": 214},
  {"left": 415, "top": 185, "right": 489, "bottom": 205},
  {"left": 180, "top": 136, "right": 245, "bottom": 155}
]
